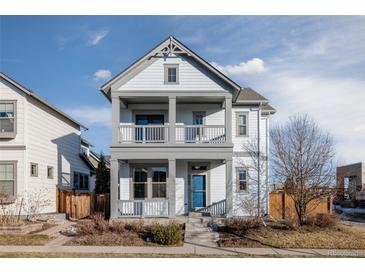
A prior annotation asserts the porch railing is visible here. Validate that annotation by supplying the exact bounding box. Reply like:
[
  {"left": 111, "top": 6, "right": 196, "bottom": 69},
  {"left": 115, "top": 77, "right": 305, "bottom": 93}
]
[
  {"left": 118, "top": 125, "right": 169, "bottom": 143},
  {"left": 176, "top": 125, "right": 226, "bottom": 144},
  {"left": 117, "top": 200, "right": 169, "bottom": 217},
  {"left": 197, "top": 199, "right": 226, "bottom": 216}
]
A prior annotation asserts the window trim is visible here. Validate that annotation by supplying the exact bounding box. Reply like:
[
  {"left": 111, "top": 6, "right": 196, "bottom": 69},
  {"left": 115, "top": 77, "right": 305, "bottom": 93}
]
[
  {"left": 236, "top": 167, "right": 248, "bottom": 192},
  {"left": 164, "top": 64, "right": 179, "bottom": 85},
  {"left": 30, "top": 162, "right": 38, "bottom": 177},
  {"left": 0, "top": 100, "right": 17, "bottom": 139},
  {"left": 130, "top": 164, "right": 168, "bottom": 200},
  {"left": 47, "top": 166, "right": 54, "bottom": 179},
  {"left": 236, "top": 111, "right": 249, "bottom": 137},
  {"left": 0, "top": 161, "right": 17, "bottom": 198}
]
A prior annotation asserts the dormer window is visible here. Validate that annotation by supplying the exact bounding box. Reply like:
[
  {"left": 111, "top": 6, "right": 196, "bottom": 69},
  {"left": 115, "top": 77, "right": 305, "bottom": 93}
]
[
  {"left": 164, "top": 64, "right": 179, "bottom": 84},
  {"left": 0, "top": 101, "right": 16, "bottom": 138}
]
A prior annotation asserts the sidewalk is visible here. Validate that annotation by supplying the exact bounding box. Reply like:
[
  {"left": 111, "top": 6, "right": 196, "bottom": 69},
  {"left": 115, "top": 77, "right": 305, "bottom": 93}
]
[{"left": 0, "top": 243, "right": 364, "bottom": 257}]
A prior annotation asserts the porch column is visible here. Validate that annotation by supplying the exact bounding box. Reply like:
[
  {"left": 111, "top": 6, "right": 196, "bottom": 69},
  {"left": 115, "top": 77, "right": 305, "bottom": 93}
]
[
  {"left": 168, "top": 158, "right": 176, "bottom": 217},
  {"left": 111, "top": 96, "right": 121, "bottom": 145},
  {"left": 225, "top": 97, "right": 232, "bottom": 143},
  {"left": 110, "top": 159, "right": 119, "bottom": 218},
  {"left": 225, "top": 159, "right": 233, "bottom": 217},
  {"left": 169, "top": 96, "right": 176, "bottom": 144}
]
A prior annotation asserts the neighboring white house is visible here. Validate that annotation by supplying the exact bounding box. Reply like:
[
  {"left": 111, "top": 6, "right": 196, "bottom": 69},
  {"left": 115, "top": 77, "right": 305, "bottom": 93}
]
[
  {"left": 100, "top": 36, "right": 276, "bottom": 218},
  {"left": 0, "top": 72, "right": 95, "bottom": 214}
]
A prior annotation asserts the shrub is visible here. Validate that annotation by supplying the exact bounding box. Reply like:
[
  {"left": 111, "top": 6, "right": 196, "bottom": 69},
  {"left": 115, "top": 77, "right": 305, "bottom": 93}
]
[
  {"left": 151, "top": 222, "right": 182, "bottom": 245},
  {"left": 125, "top": 221, "right": 144, "bottom": 233},
  {"left": 223, "top": 218, "right": 261, "bottom": 236},
  {"left": 76, "top": 221, "right": 97, "bottom": 235},
  {"left": 111, "top": 221, "right": 125, "bottom": 234},
  {"left": 306, "top": 213, "right": 338, "bottom": 228},
  {"left": 93, "top": 214, "right": 109, "bottom": 233}
]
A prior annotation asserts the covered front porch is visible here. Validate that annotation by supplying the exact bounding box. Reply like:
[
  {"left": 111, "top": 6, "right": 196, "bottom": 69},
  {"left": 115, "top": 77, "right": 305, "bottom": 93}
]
[{"left": 110, "top": 157, "right": 233, "bottom": 218}]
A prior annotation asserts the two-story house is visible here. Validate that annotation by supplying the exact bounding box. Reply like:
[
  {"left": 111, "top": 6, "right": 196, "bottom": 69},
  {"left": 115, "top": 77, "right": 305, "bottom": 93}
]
[
  {"left": 0, "top": 72, "right": 95, "bottom": 214},
  {"left": 100, "top": 36, "right": 276, "bottom": 218}
]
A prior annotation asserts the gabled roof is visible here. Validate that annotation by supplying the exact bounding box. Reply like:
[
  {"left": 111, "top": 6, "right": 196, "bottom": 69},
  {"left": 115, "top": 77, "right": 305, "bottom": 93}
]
[
  {"left": 234, "top": 87, "right": 268, "bottom": 103},
  {"left": 100, "top": 36, "right": 242, "bottom": 100},
  {"left": 0, "top": 72, "right": 87, "bottom": 130}
]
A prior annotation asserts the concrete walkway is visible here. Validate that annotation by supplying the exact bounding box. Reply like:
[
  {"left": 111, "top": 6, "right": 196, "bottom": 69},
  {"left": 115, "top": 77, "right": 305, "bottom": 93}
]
[
  {"left": 0, "top": 244, "right": 364, "bottom": 257},
  {"left": 36, "top": 220, "right": 75, "bottom": 246}
]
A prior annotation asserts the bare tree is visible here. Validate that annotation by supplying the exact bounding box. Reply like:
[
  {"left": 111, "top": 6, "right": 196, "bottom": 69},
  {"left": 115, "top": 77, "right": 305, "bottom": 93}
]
[
  {"left": 271, "top": 114, "right": 336, "bottom": 225},
  {"left": 236, "top": 139, "right": 268, "bottom": 219}
]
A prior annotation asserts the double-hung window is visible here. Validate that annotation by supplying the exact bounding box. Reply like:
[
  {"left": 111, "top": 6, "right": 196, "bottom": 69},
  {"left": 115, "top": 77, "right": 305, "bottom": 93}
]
[
  {"left": 164, "top": 64, "right": 179, "bottom": 84},
  {"left": 30, "top": 163, "right": 38, "bottom": 177},
  {"left": 237, "top": 168, "right": 248, "bottom": 192},
  {"left": 0, "top": 162, "right": 16, "bottom": 196},
  {"left": 151, "top": 167, "right": 167, "bottom": 198},
  {"left": 236, "top": 112, "right": 248, "bottom": 137},
  {"left": 132, "top": 166, "right": 167, "bottom": 199},
  {"left": 0, "top": 101, "right": 16, "bottom": 138}
]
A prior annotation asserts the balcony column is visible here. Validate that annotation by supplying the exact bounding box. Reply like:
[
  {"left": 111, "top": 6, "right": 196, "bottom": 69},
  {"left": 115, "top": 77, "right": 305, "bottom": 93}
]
[
  {"left": 225, "top": 159, "right": 233, "bottom": 217},
  {"left": 111, "top": 96, "right": 121, "bottom": 144},
  {"left": 110, "top": 159, "right": 119, "bottom": 219},
  {"left": 168, "top": 96, "right": 176, "bottom": 144},
  {"left": 225, "top": 97, "right": 232, "bottom": 143},
  {"left": 168, "top": 158, "right": 176, "bottom": 217}
]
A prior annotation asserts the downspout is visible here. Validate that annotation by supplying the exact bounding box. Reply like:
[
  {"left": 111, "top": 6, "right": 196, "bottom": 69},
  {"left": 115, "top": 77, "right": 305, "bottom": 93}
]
[{"left": 265, "top": 113, "right": 270, "bottom": 216}]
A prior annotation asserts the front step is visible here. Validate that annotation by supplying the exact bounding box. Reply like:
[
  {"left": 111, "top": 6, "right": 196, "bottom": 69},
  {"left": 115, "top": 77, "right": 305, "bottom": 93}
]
[{"left": 184, "top": 215, "right": 219, "bottom": 247}]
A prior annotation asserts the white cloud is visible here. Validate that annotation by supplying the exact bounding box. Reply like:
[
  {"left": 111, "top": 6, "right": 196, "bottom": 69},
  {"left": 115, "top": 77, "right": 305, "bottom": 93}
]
[
  {"left": 88, "top": 29, "right": 110, "bottom": 46},
  {"left": 94, "top": 69, "right": 112, "bottom": 81},
  {"left": 211, "top": 58, "right": 266, "bottom": 76},
  {"left": 63, "top": 106, "right": 111, "bottom": 128},
  {"left": 252, "top": 71, "right": 365, "bottom": 164}
]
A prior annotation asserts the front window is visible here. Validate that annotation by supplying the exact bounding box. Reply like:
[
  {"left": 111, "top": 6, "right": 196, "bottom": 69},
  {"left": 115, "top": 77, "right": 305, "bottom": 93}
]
[
  {"left": 30, "top": 163, "right": 38, "bottom": 177},
  {"left": 0, "top": 162, "right": 16, "bottom": 196},
  {"left": 237, "top": 169, "right": 248, "bottom": 192},
  {"left": 133, "top": 168, "right": 148, "bottom": 199},
  {"left": 236, "top": 113, "right": 248, "bottom": 136},
  {"left": 151, "top": 167, "right": 167, "bottom": 198},
  {"left": 74, "top": 172, "right": 89, "bottom": 190},
  {"left": 0, "top": 101, "right": 16, "bottom": 138},
  {"left": 132, "top": 166, "right": 167, "bottom": 199}
]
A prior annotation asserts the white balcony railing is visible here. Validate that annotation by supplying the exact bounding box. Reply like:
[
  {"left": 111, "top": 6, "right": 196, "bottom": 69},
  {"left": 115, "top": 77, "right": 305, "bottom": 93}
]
[
  {"left": 118, "top": 125, "right": 169, "bottom": 143},
  {"left": 118, "top": 124, "right": 226, "bottom": 144},
  {"left": 176, "top": 125, "right": 226, "bottom": 144},
  {"left": 117, "top": 200, "right": 169, "bottom": 217}
]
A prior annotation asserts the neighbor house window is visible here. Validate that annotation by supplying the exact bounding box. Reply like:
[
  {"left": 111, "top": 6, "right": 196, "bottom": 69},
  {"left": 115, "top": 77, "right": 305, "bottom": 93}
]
[
  {"left": 164, "top": 64, "right": 179, "bottom": 84},
  {"left": 236, "top": 112, "right": 248, "bottom": 137},
  {"left": 47, "top": 166, "right": 54, "bottom": 179},
  {"left": 0, "top": 162, "right": 16, "bottom": 196},
  {"left": 151, "top": 167, "right": 167, "bottom": 198},
  {"left": 133, "top": 168, "right": 148, "bottom": 199},
  {"left": 30, "top": 163, "right": 38, "bottom": 177},
  {"left": 0, "top": 101, "right": 16, "bottom": 138},
  {"left": 73, "top": 172, "right": 89, "bottom": 190},
  {"left": 237, "top": 168, "right": 248, "bottom": 192}
]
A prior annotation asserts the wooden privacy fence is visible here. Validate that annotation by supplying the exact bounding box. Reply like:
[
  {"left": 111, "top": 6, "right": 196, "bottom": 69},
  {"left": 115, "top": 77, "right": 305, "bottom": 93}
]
[
  {"left": 269, "top": 191, "right": 332, "bottom": 221},
  {"left": 94, "top": 193, "right": 110, "bottom": 219},
  {"left": 57, "top": 189, "right": 93, "bottom": 219}
]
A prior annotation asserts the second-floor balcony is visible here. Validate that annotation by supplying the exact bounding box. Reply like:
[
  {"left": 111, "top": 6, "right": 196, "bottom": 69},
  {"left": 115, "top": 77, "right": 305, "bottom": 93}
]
[
  {"left": 118, "top": 124, "right": 226, "bottom": 144},
  {"left": 111, "top": 93, "right": 232, "bottom": 146}
]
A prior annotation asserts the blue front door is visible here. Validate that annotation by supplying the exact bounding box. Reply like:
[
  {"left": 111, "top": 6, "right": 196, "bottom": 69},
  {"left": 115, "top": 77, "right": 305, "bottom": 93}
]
[{"left": 192, "top": 175, "right": 206, "bottom": 209}]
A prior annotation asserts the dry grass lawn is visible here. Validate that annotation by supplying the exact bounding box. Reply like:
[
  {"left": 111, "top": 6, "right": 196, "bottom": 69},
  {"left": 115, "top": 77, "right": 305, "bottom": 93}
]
[
  {"left": 0, "top": 234, "right": 51, "bottom": 245},
  {"left": 219, "top": 223, "right": 365, "bottom": 249}
]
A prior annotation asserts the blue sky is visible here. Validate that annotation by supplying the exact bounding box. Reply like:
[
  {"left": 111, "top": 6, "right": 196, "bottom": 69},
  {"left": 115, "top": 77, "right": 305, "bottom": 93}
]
[{"left": 1, "top": 16, "right": 365, "bottom": 164}]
